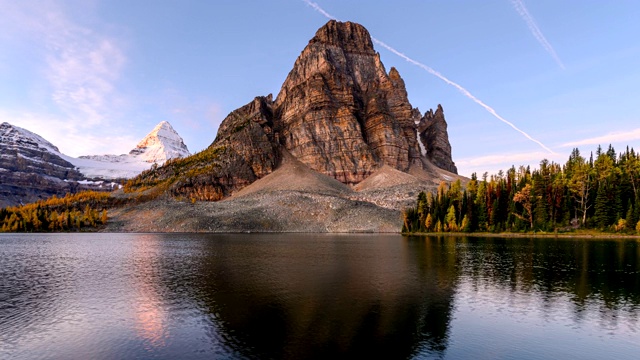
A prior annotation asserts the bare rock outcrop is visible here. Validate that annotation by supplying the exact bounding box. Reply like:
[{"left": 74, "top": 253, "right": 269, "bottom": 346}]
[
  {"left": 417, "top": 105, "right": 457, "bottom": 174},
  {"left": 274, "top": 20, "right": 422, "bottom": 184}
]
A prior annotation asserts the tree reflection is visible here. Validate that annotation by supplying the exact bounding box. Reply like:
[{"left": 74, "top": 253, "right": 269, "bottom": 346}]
[{"left": 152, "top": 234, "right": 640, "bottom": 359}]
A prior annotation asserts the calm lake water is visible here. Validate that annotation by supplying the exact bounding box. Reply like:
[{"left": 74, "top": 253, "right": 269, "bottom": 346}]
[{"left": 0, "top": 234, "right": 639, "bottom": 359}]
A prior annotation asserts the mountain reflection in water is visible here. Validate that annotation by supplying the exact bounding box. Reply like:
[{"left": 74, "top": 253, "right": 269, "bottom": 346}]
[
  {"left": 189, "top": 235, "right": 458, "bottom": 359},
  {"left": 0, "top": 234, "right": 638, "bottom": 359}
]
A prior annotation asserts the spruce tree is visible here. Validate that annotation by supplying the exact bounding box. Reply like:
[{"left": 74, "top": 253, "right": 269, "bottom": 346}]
[{"left": 594, "top": 183, "right": 609, "bottom": 228}]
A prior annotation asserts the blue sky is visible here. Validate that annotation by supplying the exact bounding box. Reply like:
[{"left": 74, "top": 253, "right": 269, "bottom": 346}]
[{"left": 1, "top": 0, "right": 639, "bottom": 177}]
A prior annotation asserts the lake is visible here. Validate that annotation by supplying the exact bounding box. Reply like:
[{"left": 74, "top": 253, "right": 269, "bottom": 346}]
[{"left": 0, "top": 234, "right": 639, "bottom": 359}]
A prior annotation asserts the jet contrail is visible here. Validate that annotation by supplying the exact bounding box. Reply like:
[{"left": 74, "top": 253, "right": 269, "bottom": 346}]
[
  {"left": 371, "top": 38, "right": 555, "bottom": 154},
  {"left": 302, "top": 0, "right": 336, "bottom": 19},
  {"left": 510, "top": 0, "right": 565, "bottom": 69},
  {"left": 301, "top": 0, "right": 555, "bottom": 154}
]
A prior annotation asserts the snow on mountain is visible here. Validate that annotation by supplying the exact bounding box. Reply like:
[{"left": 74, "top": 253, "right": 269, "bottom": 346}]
[
  {"left": 1, "top": 122, "right": 85, "bottom": 207},
  {"left": 69, "top": 121, "right": 191, "bottom": 179},
  {"left": 129, "top": 121, "right": 191, "bottom": 163},
  {"left": 1, "top": 120, "right": 191, "bottom": 180},
  {"left": 1, "top": 122, "right": 62, "bottom": 155},
  {"left": 1, "top": 120, "right": 192, "bottom": 206},
  {"left": 62, "top": 154, "right": 151, "bottom": 179}
]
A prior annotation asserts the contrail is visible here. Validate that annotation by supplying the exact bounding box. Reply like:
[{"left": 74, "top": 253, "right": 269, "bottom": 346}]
[
  {"left": 301, "top": 0, "right": 555, "bottom": 154},
  {"left": 510, "top": 0, "right": 565, "bottom": 69},
  {"left": 302, "top": 0, "right": 335, "bottom": 19}
]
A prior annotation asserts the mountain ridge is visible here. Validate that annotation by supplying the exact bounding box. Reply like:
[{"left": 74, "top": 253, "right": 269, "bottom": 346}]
[{"left": 0, "top": 121, "right": 190, "bottom": 207}]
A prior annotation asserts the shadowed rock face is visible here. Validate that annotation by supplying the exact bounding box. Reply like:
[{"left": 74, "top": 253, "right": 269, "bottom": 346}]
[
  {"left": 213, "top": 95, "right": 280, "bottom": 180},
  {"left": 418, "top": 105, "right": 457, "bottom": 174},
  {"left": 143, "top": 96, "right": 281, "bottom": 201},
  {"left": 274, "top": 20, "right": 422, "bottom": 184}
]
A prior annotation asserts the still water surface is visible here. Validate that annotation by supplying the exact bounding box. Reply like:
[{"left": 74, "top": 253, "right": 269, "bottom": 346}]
[{"left": 0, "top": 233, "right": 639, "bottom": 359}]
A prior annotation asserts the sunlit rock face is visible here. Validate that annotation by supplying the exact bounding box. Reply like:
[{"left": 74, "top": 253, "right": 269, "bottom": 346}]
[{"left": 274, "top": 20, "right": 422, "bottom": 184}]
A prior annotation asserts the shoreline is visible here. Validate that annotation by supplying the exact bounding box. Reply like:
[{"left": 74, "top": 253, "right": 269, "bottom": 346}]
[{"left": 404, "top": 231, "right": 640, "bottom": 239}]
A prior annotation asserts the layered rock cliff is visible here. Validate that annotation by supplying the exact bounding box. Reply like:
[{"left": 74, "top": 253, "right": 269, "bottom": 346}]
[
  {"left": 417, "top": 105, "right": 457, "bottom": 174},
  {"left": 128, "top": 20, "right": 458, "bottom": 202},
  {"left": 274, "top": 20, "right": 422, "bottom": 184}
]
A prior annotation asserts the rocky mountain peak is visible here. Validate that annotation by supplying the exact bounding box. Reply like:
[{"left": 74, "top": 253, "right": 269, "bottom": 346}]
[
  {"left": 274, "top": 20, "right": 421, "bottom": 184},
  {"left": 1, "top": 121, "right": 61, "bottom": 154},
  {"left": 417, "top": 105, "right": 457, "bottom": 174},
  {"left": 309, "top": 20, "right": 375, "bottom": 54},
  {"left": 388, "top": 66, "right": 401, "bottom": 80},
  {"left": 130, "top": 121, "right": 190, "bottom": 163}
]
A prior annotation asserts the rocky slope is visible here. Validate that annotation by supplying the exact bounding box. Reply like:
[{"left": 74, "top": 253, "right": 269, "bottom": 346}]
[
  {"left": 107, "top": 153, "right": 409, "bottom": 233},
  {"left": 107, "top": 152, "right": 446, "bottom": 233}
]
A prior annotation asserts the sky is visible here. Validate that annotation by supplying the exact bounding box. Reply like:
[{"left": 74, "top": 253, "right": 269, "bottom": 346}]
[{"left": 1, "top": 0, "right": 640, "bottom": 177}]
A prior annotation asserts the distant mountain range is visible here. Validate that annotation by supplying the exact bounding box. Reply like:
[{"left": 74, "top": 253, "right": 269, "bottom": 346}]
[{"left": 0, "top": 121, "right": 190, "bottom": 207}]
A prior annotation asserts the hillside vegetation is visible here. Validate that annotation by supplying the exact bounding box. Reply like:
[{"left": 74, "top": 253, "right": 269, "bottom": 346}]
[{"left": 0, "top": 191, "right": 122, "bottom": 232}]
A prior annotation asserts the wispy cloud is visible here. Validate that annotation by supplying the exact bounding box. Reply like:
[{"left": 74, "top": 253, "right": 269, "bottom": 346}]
[
  {"left": 562, "top": 128, "right": 640, "bottom": 148},
  {"left": 301, "top": 0, "right": 555, "bottom": 154},
  {"left": 0, "top": 1, "right": 130, "bottom": 155},
  {"left": 510, "top": 0, "right": 564, "bottom": 69},
  {"left": 47, "top": 36, "right": 126, "bottom": 125},
  {"left": 302, "top": 0, "right": 335, "bottom": 19},
  {"left": 37, "top": 5, "right": 126, "bottom": 126}
]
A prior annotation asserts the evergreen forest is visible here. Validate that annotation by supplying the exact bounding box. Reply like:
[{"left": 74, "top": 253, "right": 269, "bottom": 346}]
[{"left": 403, "top": 145, "right": 640, "bottom": 235}]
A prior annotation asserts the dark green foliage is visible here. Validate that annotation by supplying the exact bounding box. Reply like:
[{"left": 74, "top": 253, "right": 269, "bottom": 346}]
[{"left": 404, "top": 144, "right": 640, "bottom": 234}]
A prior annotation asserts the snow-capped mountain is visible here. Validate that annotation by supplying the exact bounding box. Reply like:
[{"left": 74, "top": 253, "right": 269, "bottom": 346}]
[
  {"left": 0, "top": 121, "right": 191, "bottom": 207},
  {"left": 1, "top": 122, "right": 85, "bottom": 207},
  {"left": 1, "top": 121, "right": 66, "bottom": 155},
  {"left": 130, "top": 121, "right": 191, "bottom": 163},
  {"left": 71, "top": 121, "right": 191, "bottom": 179}
]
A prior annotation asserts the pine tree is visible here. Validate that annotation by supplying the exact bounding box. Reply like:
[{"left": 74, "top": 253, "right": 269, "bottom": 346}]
[
  {"left": 625, "top": 202, "right": 636, "bottom": 230},
  {"left": 594, "top": 183, "right": 609, "bottom": 228}
]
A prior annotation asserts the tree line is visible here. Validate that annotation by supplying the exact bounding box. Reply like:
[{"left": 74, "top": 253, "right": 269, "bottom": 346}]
[
  {"left": 403, "top": 145, "right": 640, "bottom": 234},
  {"left": 0, "top": 191, "right": 119, "bottom": 232}
]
